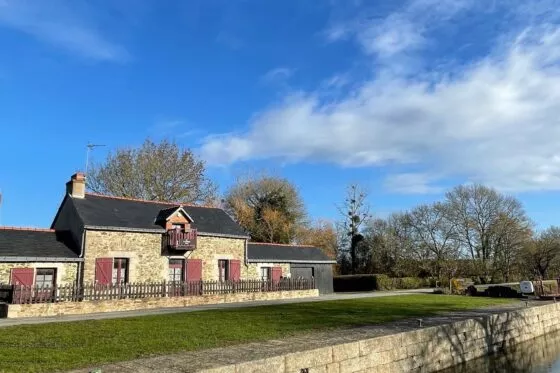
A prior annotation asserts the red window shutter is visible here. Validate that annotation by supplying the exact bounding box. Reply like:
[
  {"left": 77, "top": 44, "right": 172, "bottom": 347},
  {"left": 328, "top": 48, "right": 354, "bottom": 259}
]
[
  {"left": 186, "top": 259, "right": 202, "bottom": 281},
  {"left": 95, "top": 258, "right": 113, "bottom": 285},
  {"left": 229, "top": 260, "right": 241, "bottom": 281},
  {"left": 10, "top": 268, "right": 34, "bottom": 286},
  {"left": 271, "top": 267, "right": 282, "bottom": 282}
]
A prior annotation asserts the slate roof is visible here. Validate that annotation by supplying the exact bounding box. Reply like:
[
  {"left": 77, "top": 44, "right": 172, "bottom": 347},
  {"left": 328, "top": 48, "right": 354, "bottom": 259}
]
[
  {"left": 247, "top": 243, "right": 336, "bottom": 263},
  {"left": 70, "top": 194, "right": 249, "bottom": 237},
  {"left": 0, "top": 229, "right": 79, "bottom": 259}
]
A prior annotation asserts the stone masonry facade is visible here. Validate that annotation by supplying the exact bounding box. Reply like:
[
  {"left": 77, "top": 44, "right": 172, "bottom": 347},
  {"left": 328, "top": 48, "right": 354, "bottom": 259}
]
[
  {"left": 0, "top": 262, "right": 78, "bottom": 286},
  {"left": 84, "top": 230, "right": 164, "bottom": 283},
  {"left": 84, "top": 230, "right": 292, "bottom": 283}
]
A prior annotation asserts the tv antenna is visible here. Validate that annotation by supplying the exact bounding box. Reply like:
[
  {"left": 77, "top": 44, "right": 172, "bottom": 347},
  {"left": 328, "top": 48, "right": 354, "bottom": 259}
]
[{"left": 85, "top": 143, "right": 106, "bottom": 176}]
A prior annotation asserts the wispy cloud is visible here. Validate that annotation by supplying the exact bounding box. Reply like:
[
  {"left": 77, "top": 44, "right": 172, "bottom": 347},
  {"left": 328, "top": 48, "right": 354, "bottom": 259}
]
[
  {"left": 0, "top": 0, "right": 129, "bottom": 62},
  {"left": 326, "top": 0, "right": 473, "bottom": 60},
  {"left": 200, "top": 1, "right": 560, "bottom": 193},
  {"left": 384, "top": 173, "right": 444, "bottom": 194},
  {"left": 261, "top": 67, "right": 296, "bottom": 84},
  {"left": 216, "top": 31, "right": 244, "bottom": 50}
]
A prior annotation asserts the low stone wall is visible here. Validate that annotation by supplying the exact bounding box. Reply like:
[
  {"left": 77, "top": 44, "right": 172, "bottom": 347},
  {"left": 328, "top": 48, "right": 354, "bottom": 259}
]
[
  {"left": 198, "top": 302, "right": 560, "bottom": 373},
  {"left": 6, "top": 289, "right": 318, "bottom": 318}
]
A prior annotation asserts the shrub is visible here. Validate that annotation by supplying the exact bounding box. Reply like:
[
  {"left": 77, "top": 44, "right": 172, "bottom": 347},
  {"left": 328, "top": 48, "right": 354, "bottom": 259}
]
[
  {"left": 392, "top": 277, "right": 423, "bottom": 289},
  {"left": 376, "top": 274, "right": 393, "bottom": 290}
]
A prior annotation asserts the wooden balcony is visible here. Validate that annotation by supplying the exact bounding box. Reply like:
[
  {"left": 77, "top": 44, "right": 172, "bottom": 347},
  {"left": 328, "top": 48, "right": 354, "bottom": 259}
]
[{"left": 165, "top": 229, "right": 197, "bottom": 251}]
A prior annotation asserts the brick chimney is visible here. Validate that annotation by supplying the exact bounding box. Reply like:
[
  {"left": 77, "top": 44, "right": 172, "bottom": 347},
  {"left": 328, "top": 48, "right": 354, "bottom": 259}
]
[{"left": 66, "top": 172, "right": 86, "bottom": 198}]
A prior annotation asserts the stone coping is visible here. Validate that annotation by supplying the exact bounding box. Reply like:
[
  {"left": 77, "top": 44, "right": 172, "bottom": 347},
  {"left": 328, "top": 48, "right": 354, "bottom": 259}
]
[{"left": 67, "top": 300, "right": 541, "bottom": 373}]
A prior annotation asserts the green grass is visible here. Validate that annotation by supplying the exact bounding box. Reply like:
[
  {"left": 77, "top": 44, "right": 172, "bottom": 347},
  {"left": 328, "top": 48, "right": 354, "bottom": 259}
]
[{"left": 0, "top": 295, "right": 515, "bottom": 373}]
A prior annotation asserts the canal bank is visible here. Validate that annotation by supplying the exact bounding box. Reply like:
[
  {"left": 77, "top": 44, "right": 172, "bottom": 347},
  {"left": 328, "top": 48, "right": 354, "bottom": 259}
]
[{"left": 66, "top": 300, "right": 555, "bottom": 373}]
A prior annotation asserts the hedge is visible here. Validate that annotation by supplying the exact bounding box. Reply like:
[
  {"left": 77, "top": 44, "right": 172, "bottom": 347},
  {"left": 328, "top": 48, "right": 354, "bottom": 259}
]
[{"left": 333, "top": 275, "right": 431, "bottom": 292}]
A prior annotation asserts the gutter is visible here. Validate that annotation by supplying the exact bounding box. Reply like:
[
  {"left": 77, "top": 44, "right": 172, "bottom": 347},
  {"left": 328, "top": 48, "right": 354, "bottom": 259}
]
[
  {"left": 247, "top": 259, "right": 337, "bottom": 264},
  {"left": 84, "top": 225, "right": 166, "bottom": 234},
  {"left": 0, "top": 256, "right": 83, "bottom": 262},
  {"left": 197, "top": 231, "right": 251, "bottom": 239},
  {"left": 83, "top": 225, "right": 250, "bottom": 239}
]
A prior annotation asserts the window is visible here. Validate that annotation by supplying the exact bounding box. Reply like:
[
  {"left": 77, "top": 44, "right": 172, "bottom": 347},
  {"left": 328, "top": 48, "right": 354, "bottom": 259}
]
[
  {"left": 112, "top": 258, "right": 129, "bottom": 284},
  {"left": 168, "top": 259, "right": 184, "bottom": 283},
  {"left": 260, "top": 267, "right": 271, "bottom": 281},
  {"left": 35, "top": 268, "right": 56, "bottom": 288},
  {"left": 172, "top": 223, "right": 185, "bottom": 231},
  {"left": 218, "top": 259, "right": 229, "bottom": 282}
]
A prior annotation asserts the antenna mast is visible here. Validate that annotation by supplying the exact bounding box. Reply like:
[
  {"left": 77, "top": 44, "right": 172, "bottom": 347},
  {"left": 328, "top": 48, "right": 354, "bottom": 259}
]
[{"left": 85, "top": 143, "right": 106, "bottom": 176}]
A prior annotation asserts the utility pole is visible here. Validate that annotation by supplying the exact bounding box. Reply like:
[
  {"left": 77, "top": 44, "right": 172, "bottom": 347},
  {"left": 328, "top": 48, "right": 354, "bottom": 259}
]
[{"left": 0, "top": 189, "right": 3, "bottom": 226}]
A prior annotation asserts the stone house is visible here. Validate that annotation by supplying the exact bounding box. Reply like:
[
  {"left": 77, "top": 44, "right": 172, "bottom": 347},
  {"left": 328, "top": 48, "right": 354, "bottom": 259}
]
[{"left": 0, "top": 173, "right": 335, "bottom": 294}]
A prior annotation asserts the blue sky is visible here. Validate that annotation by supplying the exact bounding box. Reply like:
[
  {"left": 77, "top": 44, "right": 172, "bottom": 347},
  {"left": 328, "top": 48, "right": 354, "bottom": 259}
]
[{"left": 1, "top": 0, "right": 560, "bottom": 229}]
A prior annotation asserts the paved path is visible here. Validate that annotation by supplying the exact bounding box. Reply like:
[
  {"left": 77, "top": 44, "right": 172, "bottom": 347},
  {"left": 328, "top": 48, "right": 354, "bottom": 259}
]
[
  {"left": 66, "top": 300, "right": 536, "bottom": 373},
  {"left": 0, "top": 288, "right": 431, "bottom": 328}
]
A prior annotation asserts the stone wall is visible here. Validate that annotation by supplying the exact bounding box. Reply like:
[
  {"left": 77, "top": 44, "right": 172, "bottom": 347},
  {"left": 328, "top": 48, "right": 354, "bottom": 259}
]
[
  {"left": 84, "top": 230, "right": 165, "bottom": 283},
  {"left": 188, "top": 236, "right": 248, "bottom": 281},
  {"left": 84, "top": 231, "right": 253, "bottom": 283},
  {"left": 246, "top": 262, "right": 291, "bottom": 280},
  {"left": 0, "top": 262, "right": 78, "bottom": 286},
  {"left": 6, "top": 289, "right": 318, "bottom": 318},
  {"left": 196, "top": 302, "right": 560, "bottom": 373}
]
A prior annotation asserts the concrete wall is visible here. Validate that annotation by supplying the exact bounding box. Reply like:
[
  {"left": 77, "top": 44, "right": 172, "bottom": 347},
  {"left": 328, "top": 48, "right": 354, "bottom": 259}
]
[
  {"left": 0, "top": 262, "right": 78, "bottom": 286},
  {"left": 6, "top": 289, "right": 318, "bottom": 318},
  {"left": 196, "top": 302, "right": 560, "bottom": 373}
]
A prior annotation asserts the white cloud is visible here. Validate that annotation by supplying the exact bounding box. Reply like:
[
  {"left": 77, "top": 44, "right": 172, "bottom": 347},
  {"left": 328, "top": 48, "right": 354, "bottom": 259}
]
[
  {"left": 261, "top": 67, "right": 295, "bottom": 84},
  {"left": 200, "top": 19, "right": 560, "bottom": 192},
  {"left": 0, "top": 0, "right": 128, "bottom": 62}
]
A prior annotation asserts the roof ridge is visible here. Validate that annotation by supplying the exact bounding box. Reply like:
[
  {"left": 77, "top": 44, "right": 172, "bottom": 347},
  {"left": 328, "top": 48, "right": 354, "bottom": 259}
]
[
  {"left": 0, "top": 226, "right": 56, "bottom": 232},
  {"left": 84, "top": 193, "right": 210, "bottom": 208},
  {"left": 249, "top": 242, "right": 318, "bottom": 248}
]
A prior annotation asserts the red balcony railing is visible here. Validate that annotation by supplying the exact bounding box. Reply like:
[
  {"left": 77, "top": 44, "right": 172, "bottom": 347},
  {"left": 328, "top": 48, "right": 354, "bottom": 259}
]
[{"left": 166, "top": 229, "right": 197, "bottom": 250}]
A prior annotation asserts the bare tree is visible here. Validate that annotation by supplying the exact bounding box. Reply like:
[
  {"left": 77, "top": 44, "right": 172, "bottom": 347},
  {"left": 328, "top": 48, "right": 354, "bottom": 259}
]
[
  {"left": 405, "top": 202, "right": 460, "bottom": 278},
  {"left": 444, "top": 184, "right": 529, "bottom": 283},
  {"left": 337, "top": 184, "right": 370, "bottom": 274},
  {"left": 523, "top": 226, "right": 560, "bottom": 279},
  {"left": 88, "top": 139, "right": 217, "bottom": 204},
  {"left": 224, "top": 174, "right": 306, "bottom": 243}
]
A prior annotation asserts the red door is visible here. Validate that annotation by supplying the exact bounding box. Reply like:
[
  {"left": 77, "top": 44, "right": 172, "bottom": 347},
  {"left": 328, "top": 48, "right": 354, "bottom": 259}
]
[
  {"left": 95, "top": 258, "right": 113, "bottom": 286},
  {"left": 10, "top": 268, "right": 34, "bottom": 304},
  {"left": 185, "top": 259, "right": 202, "bottom": 295},
  {"left": 271, "top": 267, "right": 282, "bottom": 290},
  {"left": 229, "top": 260, "right": 241, "bottom": 281}
]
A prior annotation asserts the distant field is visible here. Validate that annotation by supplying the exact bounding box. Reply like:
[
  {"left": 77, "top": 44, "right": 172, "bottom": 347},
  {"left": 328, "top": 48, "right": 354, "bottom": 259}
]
[{"left": 0, "top": 294, "right": 515, "bottom": 373}]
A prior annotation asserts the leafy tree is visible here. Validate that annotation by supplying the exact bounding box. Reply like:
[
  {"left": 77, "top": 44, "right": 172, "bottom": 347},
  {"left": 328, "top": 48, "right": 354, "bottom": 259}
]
[
  {"left": 296, "top": 219, "right": 338, "bottom": 260},
  {"left": 225, "top": 175, "right": 306, "bottom": 243},
  {"left": 88, "top": 139, "right": 217, "bottom": 204}
]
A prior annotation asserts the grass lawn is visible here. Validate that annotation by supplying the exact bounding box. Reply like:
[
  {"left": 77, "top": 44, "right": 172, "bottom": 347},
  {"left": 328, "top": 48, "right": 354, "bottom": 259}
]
[{"left": 0, "top": 294, "right": 515, "bottom": 373}]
